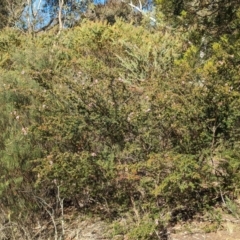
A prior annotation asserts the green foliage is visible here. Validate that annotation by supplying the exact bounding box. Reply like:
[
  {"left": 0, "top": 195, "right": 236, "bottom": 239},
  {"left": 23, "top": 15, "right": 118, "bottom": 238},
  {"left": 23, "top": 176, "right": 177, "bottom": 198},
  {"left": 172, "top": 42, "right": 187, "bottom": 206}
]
[
  {"left": 127, "top": 216, "right": 157, "bottom": 240},
  {"left": 0, "top": 0, "right": 27, "bottom": 29},
  {"left": 0, "top": 16, "right": 240, "bottom": 238},
  {"left": 0, "top": 69, "right": 42, "bottom": 218},
  {"left": 155, "top": 0, "right": 240, "bottom": 36},
  {"left": 0, "top": 0, "right": 8, "bottom": 29}
]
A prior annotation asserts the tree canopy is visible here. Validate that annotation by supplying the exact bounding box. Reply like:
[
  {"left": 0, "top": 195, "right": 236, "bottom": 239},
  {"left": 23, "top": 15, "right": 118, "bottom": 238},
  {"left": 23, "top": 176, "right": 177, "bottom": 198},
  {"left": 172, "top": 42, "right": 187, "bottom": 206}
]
[
  {"left": 1, "top": 0, "right": 154, "bottom": 32},
  {"left": 155, "top": 0, "right": 240, "bottom": 36}
]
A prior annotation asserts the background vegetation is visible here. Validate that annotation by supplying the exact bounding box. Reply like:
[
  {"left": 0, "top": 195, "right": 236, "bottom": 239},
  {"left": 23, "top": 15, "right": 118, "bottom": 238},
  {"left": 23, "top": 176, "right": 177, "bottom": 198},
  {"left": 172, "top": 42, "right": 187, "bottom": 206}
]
[{"left": 0, "top": 0, "right": 240, "bottom": 239}]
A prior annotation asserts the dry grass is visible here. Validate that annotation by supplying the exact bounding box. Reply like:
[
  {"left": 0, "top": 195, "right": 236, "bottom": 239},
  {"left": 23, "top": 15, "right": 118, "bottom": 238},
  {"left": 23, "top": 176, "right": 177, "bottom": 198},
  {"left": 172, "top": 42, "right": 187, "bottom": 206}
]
[{"left": 0, "top": 208, "right": 239, "bottom": 240}]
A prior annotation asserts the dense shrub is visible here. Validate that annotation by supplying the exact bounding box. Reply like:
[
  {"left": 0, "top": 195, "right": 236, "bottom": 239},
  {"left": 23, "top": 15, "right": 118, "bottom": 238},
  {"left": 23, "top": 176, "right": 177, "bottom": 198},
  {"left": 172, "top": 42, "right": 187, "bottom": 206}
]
[{"left": 0, "top": 19, "right": 239, "bottom": 237}]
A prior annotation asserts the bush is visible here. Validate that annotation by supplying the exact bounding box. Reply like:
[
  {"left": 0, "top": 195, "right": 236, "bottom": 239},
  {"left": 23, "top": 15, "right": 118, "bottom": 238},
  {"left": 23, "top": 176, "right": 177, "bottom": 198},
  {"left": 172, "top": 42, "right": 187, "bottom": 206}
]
[{"left": 0, "top": 19, "right": 240, "bottom": 232}]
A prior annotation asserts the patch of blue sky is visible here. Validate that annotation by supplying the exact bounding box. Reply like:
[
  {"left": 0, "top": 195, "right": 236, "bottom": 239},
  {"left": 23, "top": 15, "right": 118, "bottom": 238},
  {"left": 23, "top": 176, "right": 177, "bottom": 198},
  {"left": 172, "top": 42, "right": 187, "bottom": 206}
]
[{"left": 17, "top": 0, "right": 154, "bottom": 31}]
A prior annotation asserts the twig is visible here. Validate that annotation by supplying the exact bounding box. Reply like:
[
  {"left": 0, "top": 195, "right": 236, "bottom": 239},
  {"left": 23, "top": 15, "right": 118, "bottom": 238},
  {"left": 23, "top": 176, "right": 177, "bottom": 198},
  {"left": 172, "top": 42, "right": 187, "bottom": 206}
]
[
  {"left": 57, "top": 185, "right": 65, "bottom": 239},
  {"left": 34, "top": 195, "right": 58, "bottom": 240}
]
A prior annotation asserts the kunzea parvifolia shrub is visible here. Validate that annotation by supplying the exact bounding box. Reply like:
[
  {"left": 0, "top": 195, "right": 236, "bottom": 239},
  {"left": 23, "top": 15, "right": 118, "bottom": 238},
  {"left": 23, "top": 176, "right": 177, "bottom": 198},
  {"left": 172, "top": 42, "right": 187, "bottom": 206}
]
[{"left": 1, "top": 19, "right": 240, "bottom": 223}]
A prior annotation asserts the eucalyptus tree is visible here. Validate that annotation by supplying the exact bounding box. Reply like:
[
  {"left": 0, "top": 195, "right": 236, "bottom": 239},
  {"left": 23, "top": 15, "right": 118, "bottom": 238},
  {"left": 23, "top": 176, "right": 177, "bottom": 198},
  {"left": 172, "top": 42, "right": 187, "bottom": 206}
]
[
  {"left": 155, "top": 0, "right": 240, "bottom": 36},
  {"left": 17, "top": 0, "right": 89, "bottom": 32}
]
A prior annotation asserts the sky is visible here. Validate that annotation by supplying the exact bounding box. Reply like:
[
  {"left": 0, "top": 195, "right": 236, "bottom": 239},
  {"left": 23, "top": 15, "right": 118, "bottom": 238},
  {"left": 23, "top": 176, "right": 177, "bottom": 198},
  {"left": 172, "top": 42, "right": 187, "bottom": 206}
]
[
  {"left": 20, "top": 0, "right": 106, "bottom": 30},
  {"left": 20, "top": 0, "right": 153, "bottom": 30}
]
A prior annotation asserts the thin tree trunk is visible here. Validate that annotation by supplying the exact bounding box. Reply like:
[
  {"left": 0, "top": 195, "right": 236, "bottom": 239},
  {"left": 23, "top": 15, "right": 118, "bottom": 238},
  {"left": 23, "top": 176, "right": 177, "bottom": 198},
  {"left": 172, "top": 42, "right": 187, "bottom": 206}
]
[{"left": 58, "top": 0, "right": 64, "bottom": 33}]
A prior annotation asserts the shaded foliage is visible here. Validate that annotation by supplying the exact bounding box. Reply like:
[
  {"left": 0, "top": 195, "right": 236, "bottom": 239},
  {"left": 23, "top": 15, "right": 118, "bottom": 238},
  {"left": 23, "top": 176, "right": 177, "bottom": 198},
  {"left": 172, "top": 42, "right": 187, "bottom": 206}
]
[{"left": 155, "top": 0, "right": 240, "bottom": 35}]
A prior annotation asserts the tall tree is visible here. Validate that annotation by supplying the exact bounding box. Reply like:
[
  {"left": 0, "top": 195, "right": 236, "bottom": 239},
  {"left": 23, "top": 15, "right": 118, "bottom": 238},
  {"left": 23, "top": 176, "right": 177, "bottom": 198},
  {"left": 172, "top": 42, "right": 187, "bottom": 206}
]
[
  {"left": 1, "top": 0, "right": 155, "bottom": 32},
  {"left": 155, "top": 0, "right": 240, "bottom": 36},
  {"left": 4, "top": 0, "right": 90, "bottom": 32},
  {"left": 41, "top": 0, "right": 89, "bottom": 31}
]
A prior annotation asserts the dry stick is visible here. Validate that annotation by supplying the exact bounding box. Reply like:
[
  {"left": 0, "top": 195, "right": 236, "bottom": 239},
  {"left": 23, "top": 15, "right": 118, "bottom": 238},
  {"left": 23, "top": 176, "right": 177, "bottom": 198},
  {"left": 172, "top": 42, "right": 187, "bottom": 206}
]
[
  {"left": 130, "top": 196, "right": 140, "bottom": 224},
  {"left": 220, "top": 188, "right": 227, "bottom": 206},
  {"left": 57, "top": 185, "right": 65, "bottom": 239},
  {"left": 7, "top": 222, "right": 31, "bottom": 240},
  {"left": 34, "top": 196, "right": 58, "bottom": 240},
  {"left": 219, "top": 188, "right": 238, "bottom": 217}
]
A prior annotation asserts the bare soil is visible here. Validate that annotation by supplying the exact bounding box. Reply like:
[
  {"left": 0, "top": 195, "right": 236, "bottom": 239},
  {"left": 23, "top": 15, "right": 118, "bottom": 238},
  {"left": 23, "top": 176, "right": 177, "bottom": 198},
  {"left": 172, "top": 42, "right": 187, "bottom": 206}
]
[
  {"left": 50, "top": 213, "right": 240, "bottom": 240},
  {"left": 170, "top": 224, "right": 240, "bottom": 240},
  {"left": 62, "top": 215, "right": 240, "bottom": 240},
  {"left": 170, "top": 217, "right": 240, "bottom": 240},
  {"left": 1, "top": 209, "right": 239, "bottom": 239}
]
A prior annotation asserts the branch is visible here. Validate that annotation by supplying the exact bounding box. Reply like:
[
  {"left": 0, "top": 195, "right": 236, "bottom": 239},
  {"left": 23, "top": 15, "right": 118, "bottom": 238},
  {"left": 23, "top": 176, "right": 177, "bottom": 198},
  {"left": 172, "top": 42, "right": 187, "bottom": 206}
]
[
  {"left": 122, "top": 0, "right": 157, "bottom": 23},
  {"left": 58, "top": 0, "right": 64, "bottom": 33},
  {"left": 35, "top": 17, "right": 58, "bottom": 33}
]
